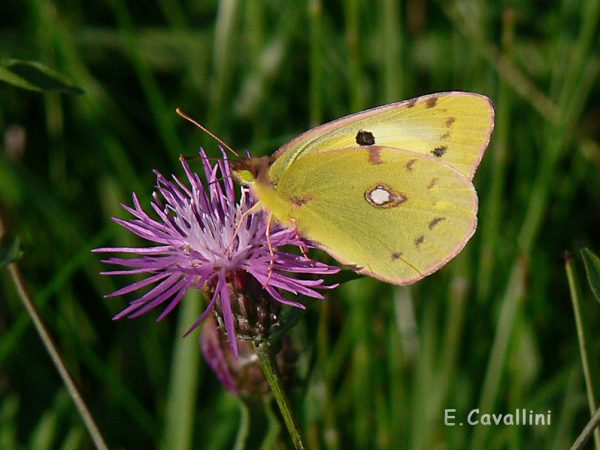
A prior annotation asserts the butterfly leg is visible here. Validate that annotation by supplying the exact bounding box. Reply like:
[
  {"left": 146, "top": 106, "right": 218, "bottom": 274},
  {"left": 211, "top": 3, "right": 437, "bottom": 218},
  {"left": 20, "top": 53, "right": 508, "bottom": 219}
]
[
  {"left": 228, "top": 197, "right": 262, "bottom": 251},
  {"left": 264, "top": 212, "right": 275, "bottom": 287},
  {"left": 288, "top": 218, "right": 309, "bottom": 259}
]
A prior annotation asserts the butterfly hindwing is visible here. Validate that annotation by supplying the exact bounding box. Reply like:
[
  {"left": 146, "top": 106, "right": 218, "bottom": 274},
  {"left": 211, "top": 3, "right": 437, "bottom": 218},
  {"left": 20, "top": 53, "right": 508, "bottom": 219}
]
[{"left": 275, "top": 146, "right": 478, "bottom": 285}]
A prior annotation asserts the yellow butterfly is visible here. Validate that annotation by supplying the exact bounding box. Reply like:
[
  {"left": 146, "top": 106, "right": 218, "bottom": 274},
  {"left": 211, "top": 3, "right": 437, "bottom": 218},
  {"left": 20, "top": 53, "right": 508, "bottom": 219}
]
[{"left": 231, "top": 92, "right": 494, "bottom": 285}]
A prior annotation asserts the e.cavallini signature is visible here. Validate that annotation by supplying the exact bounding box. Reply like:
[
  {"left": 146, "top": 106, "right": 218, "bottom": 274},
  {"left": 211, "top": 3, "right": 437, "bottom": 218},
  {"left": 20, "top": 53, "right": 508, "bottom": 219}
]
[{"left": 444, "top": 409, "right": 552, "bottom": 426}]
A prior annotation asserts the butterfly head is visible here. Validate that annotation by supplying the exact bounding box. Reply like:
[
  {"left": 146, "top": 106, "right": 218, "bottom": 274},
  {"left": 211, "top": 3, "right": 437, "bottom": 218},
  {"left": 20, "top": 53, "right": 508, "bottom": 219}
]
[{"left": 231, "top": 155, "right": 273, "bottom": 185}]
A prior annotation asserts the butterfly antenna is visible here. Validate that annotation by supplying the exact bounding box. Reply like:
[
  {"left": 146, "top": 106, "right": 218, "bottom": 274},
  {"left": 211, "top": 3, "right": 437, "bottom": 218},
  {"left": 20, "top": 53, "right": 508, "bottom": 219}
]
[
  {"left": 205, "top": 174, "right": 235, "bottom": 187},
  {"left": 176, "top": 108, "right": 240, "bottom": 158}
]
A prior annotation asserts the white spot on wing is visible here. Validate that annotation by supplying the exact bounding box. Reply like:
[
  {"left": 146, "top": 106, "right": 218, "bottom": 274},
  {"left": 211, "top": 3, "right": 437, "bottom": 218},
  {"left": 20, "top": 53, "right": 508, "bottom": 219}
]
[
  {"left": 364, "top": 183, "right": 408, "bottom": 208},
  {"left": 370, "top": 187, "right": 391, "bottom": 205}
]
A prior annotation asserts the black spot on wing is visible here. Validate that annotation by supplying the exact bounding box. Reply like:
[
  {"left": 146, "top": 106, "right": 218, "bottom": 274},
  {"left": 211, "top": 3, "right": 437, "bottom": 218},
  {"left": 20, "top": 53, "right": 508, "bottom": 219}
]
[
  {"left": 432, "top": 146, "right": 447, "bottom": 157},
  {"left": 406, "top": 159, "right": 417, "bottom": 171},
  {"left": 414, "top": 235, "right": 425, "bottom": 247},
  {"left": 291, "top": 195, "right": 313, "bottom": 207},
  {"left": 356, "top": 130, "right": 375, "bottom": 146},
  {"left": 428, "top": 217, "right": 446, "bottom": 230}
]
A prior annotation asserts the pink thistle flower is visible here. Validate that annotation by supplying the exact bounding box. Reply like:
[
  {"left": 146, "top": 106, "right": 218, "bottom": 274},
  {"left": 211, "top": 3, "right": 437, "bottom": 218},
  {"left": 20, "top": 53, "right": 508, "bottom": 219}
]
[{"left": 94, "top": 150, "right": 339, "bottom": 357}]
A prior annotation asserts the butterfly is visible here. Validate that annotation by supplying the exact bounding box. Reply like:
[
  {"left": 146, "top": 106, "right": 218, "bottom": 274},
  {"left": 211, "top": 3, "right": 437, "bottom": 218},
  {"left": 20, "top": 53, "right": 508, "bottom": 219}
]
[{"left": 230, "top": 92, "right": 494, "bottom": 285}]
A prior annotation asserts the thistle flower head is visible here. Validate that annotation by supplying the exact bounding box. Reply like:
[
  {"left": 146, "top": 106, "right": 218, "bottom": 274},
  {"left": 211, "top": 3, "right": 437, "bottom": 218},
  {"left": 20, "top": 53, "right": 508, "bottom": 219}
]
[{"left": 94, "top": 150, "right": 339, "bottom": 357}]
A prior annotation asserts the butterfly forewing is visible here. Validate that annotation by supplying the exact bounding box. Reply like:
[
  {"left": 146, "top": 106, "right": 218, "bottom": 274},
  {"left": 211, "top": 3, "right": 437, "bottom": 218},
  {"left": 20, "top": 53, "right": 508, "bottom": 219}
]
[{"left": 271, "top": 92, "right": 494, "bottom": 182}]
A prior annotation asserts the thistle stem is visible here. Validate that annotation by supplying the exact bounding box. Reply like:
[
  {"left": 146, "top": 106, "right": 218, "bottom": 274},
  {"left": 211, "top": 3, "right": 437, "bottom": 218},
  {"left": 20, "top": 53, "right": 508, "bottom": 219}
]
[{"left": 254, "top": 339, "right": 305, "bottom": 450}]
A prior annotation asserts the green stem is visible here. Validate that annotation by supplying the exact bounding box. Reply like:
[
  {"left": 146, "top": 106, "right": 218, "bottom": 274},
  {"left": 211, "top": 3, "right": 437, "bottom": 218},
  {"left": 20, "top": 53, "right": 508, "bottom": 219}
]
[
  {"left": 233, "top": 400, "right": 250, "bottom": 450},
  {"left": 2, "top": 235, "right": 109, "bottom": 449},
  {"left": 234, "top": 398, "right": 276, "bottom": 450},
  {"left": 565, "top": 252, "right": 600, "bottom": 450},
  {"left": 163, "top": 291, "right": 202, "bottom": 450},
  {"left": 571, "top": 407, "right": 600, "bottom": 450},
  {"left": 254, "top": 339, "right": 305, "bottom": 450}
]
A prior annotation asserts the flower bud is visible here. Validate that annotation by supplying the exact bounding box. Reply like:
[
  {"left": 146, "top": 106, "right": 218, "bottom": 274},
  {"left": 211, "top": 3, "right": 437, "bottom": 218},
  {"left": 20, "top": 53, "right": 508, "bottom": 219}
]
[{"left": 201, "top": 314, "right": 297, "bottom": 397}]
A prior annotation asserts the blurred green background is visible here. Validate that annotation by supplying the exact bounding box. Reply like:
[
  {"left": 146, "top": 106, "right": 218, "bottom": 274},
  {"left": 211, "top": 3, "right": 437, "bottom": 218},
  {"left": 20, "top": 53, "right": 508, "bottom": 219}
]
[{"left": 1, "top": 0, "right": 599, "bottom": 449}]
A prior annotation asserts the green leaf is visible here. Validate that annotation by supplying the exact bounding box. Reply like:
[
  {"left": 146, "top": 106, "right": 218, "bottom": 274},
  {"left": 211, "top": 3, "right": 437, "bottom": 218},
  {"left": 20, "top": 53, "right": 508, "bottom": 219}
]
[
  {"left": 0, "top": 59, "right": 84, "bottom": 95},
  {"left": 581, "top": 248, "right": 600, "bottom": 303},
  {"left": 0, "top": 236, "right": 23, "bottom": 269}
]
